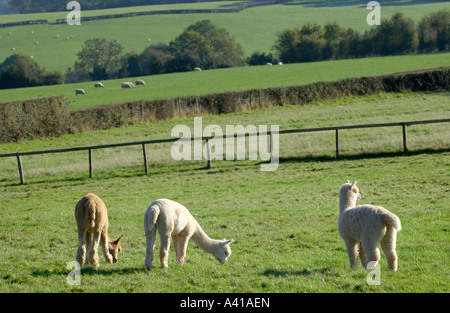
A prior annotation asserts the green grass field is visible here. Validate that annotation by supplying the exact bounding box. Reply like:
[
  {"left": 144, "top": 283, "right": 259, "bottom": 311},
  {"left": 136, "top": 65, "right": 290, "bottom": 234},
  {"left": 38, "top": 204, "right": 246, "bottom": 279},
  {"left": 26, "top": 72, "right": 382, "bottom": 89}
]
[
  {"left": 0, "top": 53, "right": 449, "bottom": 110},
  {"left": 0, "top": 91, "right": 449, "bottom": 292},
  {"left": 0, "top": 1, "right": 448, "bottom": 73}
]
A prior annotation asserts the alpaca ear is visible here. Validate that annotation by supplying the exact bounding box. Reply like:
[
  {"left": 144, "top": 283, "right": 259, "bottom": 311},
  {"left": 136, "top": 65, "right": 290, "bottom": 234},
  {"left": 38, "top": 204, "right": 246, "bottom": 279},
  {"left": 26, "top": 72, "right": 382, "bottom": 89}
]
[
  {"left": 225, "top": 239, "right": 234, "bottom": 245},
  {"left": 115, "top": 234, "right": 124, "bottom": 244},
  {"left": 345, "top": 180, "right": 350, "bottom": 184},
  {"left": 351, "top": 181, "right": 357, "bottom": 188}
]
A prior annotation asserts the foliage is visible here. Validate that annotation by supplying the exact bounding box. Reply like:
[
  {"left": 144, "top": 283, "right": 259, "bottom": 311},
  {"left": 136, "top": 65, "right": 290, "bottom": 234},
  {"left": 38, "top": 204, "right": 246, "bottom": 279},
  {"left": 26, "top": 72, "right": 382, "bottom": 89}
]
[
  {"left": 66, "top": 38, "right": 124, "bottom": 82},
  {"left": 119, "top": 19, "right": 246, "bottom": 77},
  {"left": 0, "top": 54, "right": 63, "bottom": 89},
  {"left": 274, "top": 10, "right": 449, "bottom": 64}
]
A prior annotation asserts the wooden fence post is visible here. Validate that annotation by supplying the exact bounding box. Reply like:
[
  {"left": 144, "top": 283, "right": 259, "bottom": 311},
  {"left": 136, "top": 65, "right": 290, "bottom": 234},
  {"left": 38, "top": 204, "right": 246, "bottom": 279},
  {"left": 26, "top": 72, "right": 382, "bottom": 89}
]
[
  {"left": 402, "top": 124, "right": 408, "bottom": 152},
  {"left": 335, "top": 129, "right": 339, "bottom": 159},
  {"left": 142, "top": 143, "right": 148, "bottom": 175},
  {"left": 16, "top": 155, "right": 24, "bottom": 185},
  {"left": 206, "top": 139, "right": 211, "bottom": 169},
  {"left": 88, "top": 149, "right": 93, "bottom": 178}
]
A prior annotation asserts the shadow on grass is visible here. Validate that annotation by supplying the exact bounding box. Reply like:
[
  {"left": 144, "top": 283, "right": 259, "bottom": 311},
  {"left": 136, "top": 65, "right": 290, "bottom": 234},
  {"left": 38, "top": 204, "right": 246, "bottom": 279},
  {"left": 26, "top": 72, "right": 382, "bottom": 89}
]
[
  {"left": 261, "top": 267, "right": 331, "bottom": 277},
  {"left": 31, "top": 266, "right": 147, "bottom": 278},
  {"left": 269, "top": 148, "right": 448, "bottom": 165}
]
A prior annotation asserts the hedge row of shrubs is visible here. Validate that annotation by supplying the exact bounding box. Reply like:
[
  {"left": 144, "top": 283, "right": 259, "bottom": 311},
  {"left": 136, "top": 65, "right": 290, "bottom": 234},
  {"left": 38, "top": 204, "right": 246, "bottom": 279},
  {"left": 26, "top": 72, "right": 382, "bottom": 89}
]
[
  {"left": 1, "top": 67, "right": 448, "bottom": 143},
  {"left": 70, "top": 67, "right": 449, "bottom": 132},
  {"left": 0, "top": 96, "right": 69, "bottom": 143}
]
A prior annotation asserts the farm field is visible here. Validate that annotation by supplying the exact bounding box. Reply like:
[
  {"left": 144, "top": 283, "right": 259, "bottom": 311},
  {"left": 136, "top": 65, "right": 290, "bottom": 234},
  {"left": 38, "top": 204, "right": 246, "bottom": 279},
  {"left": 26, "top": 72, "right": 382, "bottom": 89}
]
[
  {"left": 0, "top": 53, "right": 449, "bottom": 110},
  {"left": 0, "top": 1, "right": 449, "bottom": 73},
  {"left": 0, "top": 91, "right": 449, "bottom": 293}
]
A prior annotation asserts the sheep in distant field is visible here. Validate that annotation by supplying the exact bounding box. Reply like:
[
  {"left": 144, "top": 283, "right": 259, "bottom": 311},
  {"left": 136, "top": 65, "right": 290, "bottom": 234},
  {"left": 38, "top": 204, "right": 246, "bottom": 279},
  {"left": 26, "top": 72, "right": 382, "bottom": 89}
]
[
  {"left": 75, "top": 193, "right": 124, "bottom": 269},
  {"left": 277, "top": 62, "right": 283, "bottom": 66},
  {"left": 193, "top": 67, "right": 202, "bottom": 71},
  {"left": 338, "top": 181, "right": 402, "bottom": 271},
  {"left": 75, "top": 88, "right": 85, "bottom": 95},
  {"left": 144, "top": 199, "right": 234, "bottom": 269},
  {"left": 94, "top": 82, "right": 104, "bottom": 88},
  {"left": 121, "top": 82, "right": 134, "bottom": 89},
  {"left": 34, "top": 41, "right": 39, "bottom": 45},
  {"left": 135, "top": 79, "right": 146, "bottom": 86},
  {"left": 266, "top": 62, "right": 272, "bottom": 66}
]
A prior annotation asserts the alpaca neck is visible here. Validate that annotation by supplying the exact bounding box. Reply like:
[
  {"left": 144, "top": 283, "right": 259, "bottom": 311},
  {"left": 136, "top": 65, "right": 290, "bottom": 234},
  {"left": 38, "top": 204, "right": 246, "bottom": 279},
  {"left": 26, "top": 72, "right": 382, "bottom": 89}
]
[
  {"left": 339, "top": 194, "right": 357, "bottom": 213},
  {"left": 191, "top": 222, "right": 219, "bottom": 254}
]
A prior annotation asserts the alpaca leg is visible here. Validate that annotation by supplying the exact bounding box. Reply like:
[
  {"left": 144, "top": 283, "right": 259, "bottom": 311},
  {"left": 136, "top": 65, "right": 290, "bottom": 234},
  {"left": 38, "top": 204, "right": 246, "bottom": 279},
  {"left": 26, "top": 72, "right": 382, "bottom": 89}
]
[
  {"left": 362, "top": 241, "right": 380, "bottom": 270},
  {"left": 76, "top": 230, "right": 87, "bottom": 267},
  {"left": 88, "top": 230, "right": 101, "bottom": 269},
  {"left": 381, "top": 226, "right": 398, "bottom": 271},
  {"left": 172, "top": 236, "right": 180, "bottom": 263},
  {"left": 84, "top": 232, "right": 92, "bottom": 265},
  {"left": 175, "top": 235, "right": 190, "bottom": 266},
  {"left": 144, "top": 227, "right": 157, "bottom": 270},
  {"left": 159, "top": 233, "right": 171, "bottom": 268},
  {"left": 359, "top": 242, "right": 367, "bottom": 268},
  {"left": 100, "top": 232, "right": 113, "bottom": 264},
  {"left": 344, "top": 240, "right": 359, "bottom": 268}
]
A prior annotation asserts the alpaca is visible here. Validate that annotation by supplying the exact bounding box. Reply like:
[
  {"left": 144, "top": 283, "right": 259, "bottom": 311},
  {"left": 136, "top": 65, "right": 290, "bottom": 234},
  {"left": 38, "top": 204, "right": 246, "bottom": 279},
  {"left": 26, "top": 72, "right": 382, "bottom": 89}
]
[
  {"left": 338, "top": 181, "right": 401, "bottom": 271},
  {"left": 75, "top": 193, "right": 123, "bottom": 269},
  {"left": 144, "top": 199, "right": 234, "bottom": 269}
]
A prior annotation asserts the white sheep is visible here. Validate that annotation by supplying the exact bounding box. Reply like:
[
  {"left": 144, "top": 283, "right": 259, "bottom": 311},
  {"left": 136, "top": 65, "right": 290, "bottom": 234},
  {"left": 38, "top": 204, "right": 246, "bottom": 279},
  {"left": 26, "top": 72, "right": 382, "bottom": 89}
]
[
  {"left": 121, "top": 82, "right": 134, "bottom": 89},
  {"left": 277, "top": 62, "right": 283, "bottom": 66},
  {"left": 94, "top": 82, "right": 104, "bottom": 88},
  {"left": 193, "top": 67, "right": 202, "bottom": 71},
  {"left": 75, "top": 88, "right": 85, "bottom": 95},
  {"left": 266, "top": 62, "right": 272, "bottom": 66},
  {"left": 144, "top": 199, "right": 234, "bottom": 269},
  {"left": 135, "top": 79, "right": 146, "bottom": 86},
  {"left": 338, "top": 181, "right": 402, "bottom": 271}
]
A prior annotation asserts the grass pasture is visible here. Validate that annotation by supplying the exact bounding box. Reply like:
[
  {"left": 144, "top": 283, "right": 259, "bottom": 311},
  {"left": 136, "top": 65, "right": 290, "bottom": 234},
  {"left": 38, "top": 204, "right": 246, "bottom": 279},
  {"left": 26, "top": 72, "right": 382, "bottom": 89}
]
[
  {"left": 0, "top": 53, "right": 449, "bottom": 110},
  {"left": 1, "top": 0, "right": 449, "bottom": 73},
  {"left": 0, "top": 91, "right": 449, "bottom": 293}
]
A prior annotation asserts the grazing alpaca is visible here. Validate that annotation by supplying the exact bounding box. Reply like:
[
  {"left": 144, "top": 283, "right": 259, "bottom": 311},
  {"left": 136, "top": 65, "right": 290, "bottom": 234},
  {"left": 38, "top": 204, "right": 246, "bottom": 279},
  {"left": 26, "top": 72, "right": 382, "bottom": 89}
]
[
  {"left": 75, "top": 193, "right": 123, "bottom": 269},
  {"left": 144, "top": 199, "right": 234, "bottom": 269},
  {"left": 338, "top": 181, "right": 401, "bottom": 271}
]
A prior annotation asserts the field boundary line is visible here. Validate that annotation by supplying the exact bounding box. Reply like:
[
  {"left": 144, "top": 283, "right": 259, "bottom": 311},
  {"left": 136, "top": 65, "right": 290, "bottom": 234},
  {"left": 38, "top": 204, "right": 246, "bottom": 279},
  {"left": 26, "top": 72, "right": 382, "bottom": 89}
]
[{"left": 1, "top": 118, "right": 449, "bottom": 184}]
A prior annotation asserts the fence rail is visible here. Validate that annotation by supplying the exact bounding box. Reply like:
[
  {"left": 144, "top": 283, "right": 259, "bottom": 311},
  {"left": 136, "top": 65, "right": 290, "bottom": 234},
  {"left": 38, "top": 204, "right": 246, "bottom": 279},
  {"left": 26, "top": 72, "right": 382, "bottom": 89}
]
[{"left": 1, "top": 118, "right": 449, "bottom": 184}]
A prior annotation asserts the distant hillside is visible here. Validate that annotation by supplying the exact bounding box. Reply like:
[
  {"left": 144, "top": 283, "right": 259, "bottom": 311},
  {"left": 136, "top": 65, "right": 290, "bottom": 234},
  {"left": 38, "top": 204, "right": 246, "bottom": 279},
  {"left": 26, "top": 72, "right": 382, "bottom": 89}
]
[{"left": 5, "top": 0, "right": 262, "bottom": 13}]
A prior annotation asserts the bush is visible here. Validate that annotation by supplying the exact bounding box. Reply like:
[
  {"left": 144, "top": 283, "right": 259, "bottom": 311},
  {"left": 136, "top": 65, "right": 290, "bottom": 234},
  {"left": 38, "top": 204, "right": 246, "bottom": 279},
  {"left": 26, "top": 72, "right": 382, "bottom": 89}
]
[{"left": 0, "top": 96, "right": 70, "bottom": 143}]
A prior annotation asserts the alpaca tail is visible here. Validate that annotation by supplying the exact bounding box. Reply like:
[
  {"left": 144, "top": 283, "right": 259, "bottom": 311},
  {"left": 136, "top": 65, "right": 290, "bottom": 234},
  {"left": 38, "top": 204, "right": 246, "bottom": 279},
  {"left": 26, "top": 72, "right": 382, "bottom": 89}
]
[
  {"left": 145, "top": 203, "right": 160, "bottom": 233},
  {"left": 382, "top": 211, "right": 402, "bottom": 231},
  {"left": 86, "top": 198, "right": 96, "bottom": 229}
]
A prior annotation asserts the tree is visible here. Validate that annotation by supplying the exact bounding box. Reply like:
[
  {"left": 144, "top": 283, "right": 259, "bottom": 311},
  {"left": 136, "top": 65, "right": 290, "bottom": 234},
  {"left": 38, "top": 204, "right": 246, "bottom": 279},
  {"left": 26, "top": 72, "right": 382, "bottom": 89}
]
[
  {"left": 375, "top": 13, "right": 418, "bottom": 55},
  {"left": 0, "top": 54, "right": 63, "bottom": 89},
  {"left": 168, "top": 20, "right": 246, "bottom": 71},
  {"left": 418, "top": 9, "right": 450, "bottom": 52},
  {"left": 70, "top": 38, "right": 124, "bottom": 81}
]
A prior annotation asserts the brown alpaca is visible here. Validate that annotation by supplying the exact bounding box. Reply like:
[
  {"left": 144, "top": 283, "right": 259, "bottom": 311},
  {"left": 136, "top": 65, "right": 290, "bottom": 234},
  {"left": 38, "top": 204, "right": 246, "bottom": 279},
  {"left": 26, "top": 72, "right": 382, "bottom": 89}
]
[{"left": 75, "top": 193, "right": 123, "bottom": 269}]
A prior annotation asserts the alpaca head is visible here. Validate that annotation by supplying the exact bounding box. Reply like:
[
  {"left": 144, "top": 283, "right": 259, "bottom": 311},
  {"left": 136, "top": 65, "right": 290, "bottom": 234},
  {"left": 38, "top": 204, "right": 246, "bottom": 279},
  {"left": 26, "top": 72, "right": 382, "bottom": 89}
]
[
  {"left": 214, "top": 239, "right": 234, "bottom": 264},
  {"left": 108, "top": 234, "right": 124, "bottom": 263},
  {"left": 340, "top": 180, "right": 361, "bottom": 208}
]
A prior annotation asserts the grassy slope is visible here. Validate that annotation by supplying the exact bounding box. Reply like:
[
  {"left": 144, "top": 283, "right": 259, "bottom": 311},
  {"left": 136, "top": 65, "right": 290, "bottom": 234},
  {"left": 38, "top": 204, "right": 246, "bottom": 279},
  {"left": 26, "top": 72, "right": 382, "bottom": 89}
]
[
  {"left": 0, "top": 52, "right": 449, "bottom": 110},
  {"left": 0, "top": 92, "right": 449, "bottom": 292},
  {"left": 0, "top": 1, "right": 448, "bottom": 73}
]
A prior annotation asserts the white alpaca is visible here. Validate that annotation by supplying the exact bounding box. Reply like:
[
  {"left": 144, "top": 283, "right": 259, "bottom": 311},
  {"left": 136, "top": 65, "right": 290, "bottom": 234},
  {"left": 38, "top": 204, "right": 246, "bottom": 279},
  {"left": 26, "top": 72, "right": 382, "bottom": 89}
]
[
  {"left": 144, "top": 199, "right": 234, "bottom": 269},
  {"left": 338, "top": 181, "right": 401, "bottom": 271}
]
